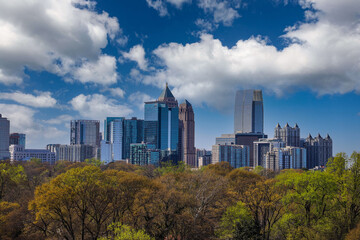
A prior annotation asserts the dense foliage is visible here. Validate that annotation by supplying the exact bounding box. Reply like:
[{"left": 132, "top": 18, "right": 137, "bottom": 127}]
[{"left": 0, "top": 152, "right": 360, "bottom": 240}]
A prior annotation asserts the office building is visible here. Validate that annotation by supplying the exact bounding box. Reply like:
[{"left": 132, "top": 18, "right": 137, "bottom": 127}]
[
  {"left": 304, "top": 133, "right": 332, "bottom": 168},
  {"left": 179, "top": 100, "right": 196, "bottom": 167},
  {"left": 70, "top": 120, "right": 101, "bottom": 147},
  {"left": 235, "top": 132, "right": 267, "bottom": 167},
  {"left": 144, "top": 83, "right": 179, "bottom": 160},
  {"left": 253, "top": 138, "right": 285, "bottom": 167},
  {"left": 9, "top": 133, "right": 26, "bottom": 147},
  {"left": 47, "top": 144, "right": 96, "bottom": 162},
  {"left": 10, "top": 145, "right": 56, "bottom": 165},
  {"left": 211, "top": 144, "right": 250, "bottom": 168},
  {"left": 100, "top": 140, "right": 112, "bottom": 164},
  {"left": 0, "top": 114, "right": 10, "bottom": 160},
  {"left": 123, "top": 117, "right": 144, "bottom": 159},
  {"left": 198, "top": 155, "right": 212, "bottom": 167},
  {"left": 129, "top": 143, "right": 160, "bottom": 166},
  {"left": 264, "top": 146, "right": 306, "bottom": 171},
  {"left": 274, "top": 123, "right": 300, "bottom": 147},
  {"left": 215, "top": 134, "right": 235, "bottom": 145},
  {"left": 234, "top": 90, "right": 264, "bottom": 134}
]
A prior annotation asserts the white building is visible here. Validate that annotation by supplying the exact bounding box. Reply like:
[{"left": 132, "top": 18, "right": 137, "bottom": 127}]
[
  {"left": 10, "top": 145, "right": 56, "bottom": 165},
  {"left": 110, "top": 119, "right": 124, "bottom": 161},
  {"left": 100, "top": 140, "right": 112, "bottom": 164},
  {"left": 0, "top": 114, "right": 10, "bottom": 160}
]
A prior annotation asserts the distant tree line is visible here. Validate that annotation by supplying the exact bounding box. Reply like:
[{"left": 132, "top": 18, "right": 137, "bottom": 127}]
[{"left": 1, "top": 152, "right": 360, "bottom": 240}]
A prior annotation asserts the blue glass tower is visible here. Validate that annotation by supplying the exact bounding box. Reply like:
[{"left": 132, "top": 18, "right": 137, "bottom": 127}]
[
  {"left": 123, "top": 117, "right": 144, "bottom": 159},
  {"left": 144, "top": 83, "right": 179, "bottom": 160}
]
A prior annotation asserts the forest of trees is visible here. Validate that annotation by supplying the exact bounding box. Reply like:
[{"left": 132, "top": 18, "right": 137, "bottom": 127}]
[{"left": 1, "top": 152, "right": 360, "bottom": 240}]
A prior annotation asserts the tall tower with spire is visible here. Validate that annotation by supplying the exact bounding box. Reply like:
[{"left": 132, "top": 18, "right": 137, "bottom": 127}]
[
  {"left": 179, "top": 100, "right": 196, "bottom": 167},
  {"left": 144, "top": 83, "right": 179, "bottom": 160}
]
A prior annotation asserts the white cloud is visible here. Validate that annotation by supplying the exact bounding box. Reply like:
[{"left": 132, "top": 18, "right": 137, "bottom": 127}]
[
  {"left": 0, "top": 0, "right": 121, "bottom": 85},
  {"left": 70, "top": 94, "right": 133, "bottom": 120},
  {"left": 45, "top": 114, "right": 74, "bottom": 125},
  {"left": 107, "top": 87, "right": 126, "bottom": 98},
  {"left": 167, "top": 0, "right": 192, "bottom": 8},
  {"left": 121, "top": 45, "right": 148, "bottom": 71},
  {"left": 142, "top": 0, "right": 360, "bottom": 111},
  {"left": 145, "top": 0, "right": 191, "bottom": 16},
  {"left": 0, "top": 104, "right": 67, "bottom": 148},
  {"left": 129, "top": 92, "right": 153, "bottom": 110},
  {"left": 72, "top": 55, "right": 118, "bottom": 85},
  {"left": 0, "top": 91, "right": 57, "bottom": 108},
  {"left": 197, "top": 0, "right": 240, "bottom": 26}
]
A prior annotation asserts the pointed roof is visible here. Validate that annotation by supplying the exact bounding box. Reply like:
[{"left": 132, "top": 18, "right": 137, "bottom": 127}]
[
  {"left": 284, "top": 123, "right": 289, "bottom": 128},
  {"left": 325, "top": 134, "right": 331, "bottom": 139},
  {"left": 183, "top": 99, "right": 192, "bottom": 106},
  {"left": 317, "top": 133, "right": 322, "bottom": 139},
  {"left": 158, "top": 82, "right": 175, "bottom": 101},
  {"left": 275, "top": 123, "right": 281, "bottom": 128},
  {"left": 294, "top": 123, "right": 299, "bottom": 128},
  {"left": 307, "top": 133, "right": 313, "bottom": 139}
]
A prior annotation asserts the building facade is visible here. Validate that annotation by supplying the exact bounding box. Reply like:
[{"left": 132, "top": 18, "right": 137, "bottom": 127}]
[
  {"left": 70, "top": 120, "right": 101, "bottom": 147},
  {"left": 123, "top": 118, "right": 144, "bottom": 159},
  {"left": 0, "top": 114, "right": 10, "bottom": 160},
  {"left": 179, "top": 100, "right": 196, "bottom": 167},
  {"left": 47, "top": 144, "right": 96, "bottom": 162},
  {"left": 129, "top": 143, "right": 160, "bottom": 166},
  {"left": 235, "top": 132, "right": 267, "bottom": 167},
  {"left": 264, "top": 146, "right": 306, "bottom": 171},
  {"left": 253, "top": 138, "right": 285, "bottom": 167},
  {"left": 9, "top": 133, "right": 26, "bottom": 147},
  {"left": 304, "top": 133, "right": 332, "bottom": 168},
  {"left": 211, "top": 144, "right": 250, "bottom": 168},
  {"left": 198, "top": 155, "right": 212, "bottom": 167},
  {"left": 10, "top": 145, "right": 56, "bottom": 165},
  {"left": 144, "top": 84, "right": 179, "bottom": 161},
  {"left": 215, "top": 134, "right": 236, "bottom": 145},
  {"left": 234, "top": 90, "right": 264, "bottom": 134},
  {"left": 274, "top": 123, "right": 300, "bottom": 147}
]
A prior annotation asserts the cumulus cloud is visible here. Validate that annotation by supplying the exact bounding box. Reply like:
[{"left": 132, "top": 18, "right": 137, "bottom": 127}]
[
  {"left": 146, "top": 0, "right": 169, "bottom": 16},
  {"left": 0, "top": 0, "right": 121, "bottom": 85},
  {"left": 0, "top": 91, "right": 57, "bottom": 108},
  {"left": 0, "top": 104, "right": 67, "bottom": 148},
  {"left": 121, "top": 45, "right": 148, "bottom": 71},
  {"left": 72, "top": 55, "right": 118, "bottom": 85},
  {"left": 70, "top": 94, "right": 133, "bottom": 120},
  {"left": 107, "top": 87, "right": 126, "bottom": 98},
  {"left": 142, "top": 0, "right": 360, "bottom": 110},
  {"left": 197, "top": 0, "right": 240, "bottom": 26},
  {"left": 129, "top": 92, "right": 153, "bottom": 110}
]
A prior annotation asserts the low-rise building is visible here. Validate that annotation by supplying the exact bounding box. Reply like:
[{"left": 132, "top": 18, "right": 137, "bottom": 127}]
[
  {"left": 10, "top": 145, "right": 56, "bottom": 164},
  {"left": 211, "top": 143, "right": 250, "bottom": 168}
]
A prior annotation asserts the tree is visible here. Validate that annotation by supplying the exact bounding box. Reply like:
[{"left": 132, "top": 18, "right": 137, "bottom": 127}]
[
  {"left": 0, "top": 162, "right": 25, "bottom": 200},
  {"left": 100, "top": 223, "right": 154, "bottom": 240}
]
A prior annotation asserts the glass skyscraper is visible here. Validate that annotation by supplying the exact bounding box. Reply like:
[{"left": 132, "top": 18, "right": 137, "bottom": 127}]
[
  {"left": 234, "top": 89, "right": 264, "bottom": 134},
  {"left": 123, "top": 117, "right": 144, "bottom": 159},
  {"left": 144, "top": 83, "right": 179, "bottom": 160},
  {"left": 70, "top": 120, "right": 101, "bottom": 147}
]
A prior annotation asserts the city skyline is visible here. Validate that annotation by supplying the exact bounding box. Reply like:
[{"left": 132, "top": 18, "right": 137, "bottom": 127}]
[{"left": 0, "top": 0, "right": 359, "bottom": 156}]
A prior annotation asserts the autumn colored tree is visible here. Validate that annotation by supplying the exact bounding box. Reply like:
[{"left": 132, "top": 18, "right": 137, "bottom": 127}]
[{"left": 0, "top": 162, "right": 25, "bottom": 201}]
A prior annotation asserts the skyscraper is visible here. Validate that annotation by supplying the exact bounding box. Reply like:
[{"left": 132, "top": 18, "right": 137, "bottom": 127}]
[
  {"left": 304, "top": 133, "right": 332, "bottom": 168},
  {"left": 144, "top": 83, "right": 179, "bottom": 160},
  {"left": 234, "top": 90, "right": 264, "bottom": 134},
  {"left": 274, "top": 123, "right": 300, "bottom": 147},
  {"left": 0, "top": 114, "right": 10, "bottom": 160},
  {"left": 70, "top": 120, "right": 100, "bottom": 147},
  {"left": 179, "top": 99, "right": 196, "bottom": 167},
  {"left": 211, "top": 143, "right": 250, "bottom": 168},
  {"left": 123, "top": 117, "right": 144, "bottom": 159}
]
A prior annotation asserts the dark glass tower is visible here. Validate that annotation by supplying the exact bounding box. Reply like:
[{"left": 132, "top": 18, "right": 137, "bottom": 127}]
[
  {"left": 234, "top": 90, "right": 264, "bottom": 134},
  {"left": 144, "top": 83, "right": 179, "bottom": 156},
  {"left": 179, "top": 100, "right": 196, "bottom": 167}
]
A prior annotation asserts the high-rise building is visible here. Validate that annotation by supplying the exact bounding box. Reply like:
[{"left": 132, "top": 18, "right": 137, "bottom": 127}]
[
  {"left": 274, "top": 123, "right": 300, "bottom": 147},
  {"left": 70, "top": 120, "right": 100, "bottom": 147},
  {"left": 253, "top": 138, "right": 285, "bottom": 167},
  {"left": 123, "top": 117, "right": 144, "bottom": 159},
  {"left": 10, "top": 145, "right": 56, "bottom": 165},
  {"left": 179, "top": 99, "right": 196, "bottom": 167},
  {"left": 304, "top": 133, "right": 332, "bottom": 169},
  {"left": 215, "top": 134, "right": 236, "bottom": 145},
  {"left": 0, "top": 114, "right": 10, "bottom": 160},
  {"left": 264, "top": 146, "right": 306, "bottom": 171},
  {"left": 211, "top": 143, "right": 250, "bottom": 168},
  {"left": 129, "top": 143, "right": 160, "bottom": 166},
  {"left": 144, "top": 83, "right": 179, "bottom": 160},
  {"left": 235, "top": 132, "right": 267, "bottom": 167},
  {"left": 47, "top": 144, "right": 96, "bottom": 162},
  {"left": 234, "top": 90, "right": 264, "bottom": 134},
  {"left": 9, "top": 133, "right": 26, "bottom": 147}
]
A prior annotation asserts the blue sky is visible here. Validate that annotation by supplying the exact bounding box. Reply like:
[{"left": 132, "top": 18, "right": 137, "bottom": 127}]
[{"left": 0, "top": 0, "right": 359, "bottom": 155}]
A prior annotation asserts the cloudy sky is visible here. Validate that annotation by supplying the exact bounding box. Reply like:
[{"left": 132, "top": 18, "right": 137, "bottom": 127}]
[{"left": 0, "top": 0, "right": 359, "bottom": 155}]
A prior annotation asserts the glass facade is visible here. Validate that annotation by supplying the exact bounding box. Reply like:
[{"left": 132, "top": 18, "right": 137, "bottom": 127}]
[
  {"left": 234, "top": 90, "right": 264, "bottom": 134},
  {"left": 70, "top": 120, "right": 100, "bottom": 147},
  {"left": 123, "top": 118, "right": 144, "bottom": 159}
]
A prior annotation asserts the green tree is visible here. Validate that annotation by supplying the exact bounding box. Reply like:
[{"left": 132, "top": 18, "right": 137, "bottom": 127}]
[
  {"left": 100, "top": 223, "right": 154, "bottom": 240},
  {"left": 0, "top": 162, "right": 25, "bottom": 200}
]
